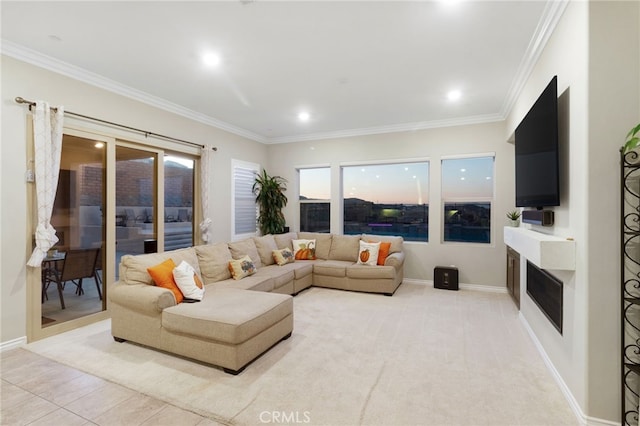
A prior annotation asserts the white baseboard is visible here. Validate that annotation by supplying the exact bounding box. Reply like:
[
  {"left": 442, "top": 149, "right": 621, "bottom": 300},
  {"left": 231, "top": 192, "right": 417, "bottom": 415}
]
[
  {"left": 403, "top": 278, "right": 508, "bottom": 293},
  {"left": 519, "top": 313, "right": 619, "bottom": 426},
  {"left": 0, "top": 336, "right": 27, "bottom": 352}
]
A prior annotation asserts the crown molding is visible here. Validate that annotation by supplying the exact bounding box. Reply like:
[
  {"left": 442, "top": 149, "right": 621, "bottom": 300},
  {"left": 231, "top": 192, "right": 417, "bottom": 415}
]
[
  {"left": 3, "top": 0, "right": 567, "bottom": 148},
  {"left": 500, "top": 0, "right": 569, "bottom": 119},
  {"left": 1, "top": 38, "right": 506, "bottom": 145},
  {"left": 265, "top": 113, "right": 504, "bottom": 144},
  {"left": 1, "top": 39, "right": 267, "bottom": 143}
]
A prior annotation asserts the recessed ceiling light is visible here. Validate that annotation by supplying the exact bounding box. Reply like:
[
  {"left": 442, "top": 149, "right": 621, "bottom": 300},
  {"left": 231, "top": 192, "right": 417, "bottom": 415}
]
[
  {"left": 448, "top": 90, "right": 462, "bottom": 101},
  {"left": 202, "top": 52, "right": 221, "bottom": 67},
  {"left": 298, "top": 112, "right": 310, "bottom": 122}
]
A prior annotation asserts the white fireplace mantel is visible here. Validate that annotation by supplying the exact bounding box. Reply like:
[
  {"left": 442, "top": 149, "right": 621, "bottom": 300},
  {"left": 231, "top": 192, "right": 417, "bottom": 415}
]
[{"left": 503, "top": 227, "right": 576, "bottom": 271}]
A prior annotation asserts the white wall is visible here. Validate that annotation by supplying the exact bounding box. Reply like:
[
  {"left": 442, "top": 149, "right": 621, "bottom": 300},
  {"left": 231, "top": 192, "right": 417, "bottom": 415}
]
[
  {"left": 0, "top": 56, "right": 268, "bottom": 344},
  {"left": 586, "top": 1, "right": 639, "bottom": 420},
  {"left": 506, "top": 0, "right": 590, "bottom": 416},
  {"left": 267, "top": 120, "right": 513, "bottom": 287},
  {"left": 505, "top": 1, "right": 640, "bottom": 422}
]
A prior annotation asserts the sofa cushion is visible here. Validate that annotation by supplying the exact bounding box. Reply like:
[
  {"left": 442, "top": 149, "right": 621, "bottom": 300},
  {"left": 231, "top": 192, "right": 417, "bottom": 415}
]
[
  {"left": 361, "top": 234, "right": 404, "bottom": 254},
  {"left": 346, "top": 264, "right": 396, "bottom": 279},
  {"left": 228, "top": 255, "right": 257, "bottom": 280},
  {"left": 313, "top": 260, "right": 352, "bottom": 278},
  {"left": 147, "top": 258, "right": 183, "bottom": 304},
  {"left": 273, "top": 261, "right": 314, "bottom": 280},
  {"left": 259, "top": 266, "right": 295, "bottom": 289},
  {"left": 253, "top": 235, "right": 278, "bottom": 266},
  {"left": 328, "top": 234, "right": 360, "bottom": 262},
  {"left": 213, "top": 272, "right": 275, "bottom": 292},
  {"left": 274, "top": 232, "right": 298, "bottom": 250},
  {"left": 229, "top": 238, "right": 262, "bottom": 267},
  {"left": 195, "top": 242, "right": 233, "bottom": 283},
  {"left": 298, "top": 232, "right": 332, "bottom": 260},
  {"left": 162, "top": 289, "right": 292, "bottom": 345},
  {"left": 121, "top": 247, "right": 200, "bottom": 287}
]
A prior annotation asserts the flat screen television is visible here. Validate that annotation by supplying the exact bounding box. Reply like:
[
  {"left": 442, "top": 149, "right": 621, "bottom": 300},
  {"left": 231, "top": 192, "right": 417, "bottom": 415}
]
[{"left": 515, "top": 75, "right": 560, "bottom": 208}]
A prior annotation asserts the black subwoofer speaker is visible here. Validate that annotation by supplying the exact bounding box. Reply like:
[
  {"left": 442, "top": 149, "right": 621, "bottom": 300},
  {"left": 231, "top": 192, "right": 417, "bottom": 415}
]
[{"left": 434, "top": 266, "right": 459, "bottom": 291}]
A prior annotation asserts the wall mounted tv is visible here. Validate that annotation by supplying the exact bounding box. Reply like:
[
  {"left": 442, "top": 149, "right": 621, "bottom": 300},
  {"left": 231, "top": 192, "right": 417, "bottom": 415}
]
[{"left": 515, "top": 75, "right": 560, "bottom": 208}]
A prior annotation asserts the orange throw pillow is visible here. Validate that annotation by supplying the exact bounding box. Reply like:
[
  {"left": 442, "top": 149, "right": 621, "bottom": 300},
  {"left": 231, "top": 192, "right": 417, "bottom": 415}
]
[
  {"left": 377, "top": 242, "right": 392, "bottom": 265},
  {"left": 147, "top": 258, "right": 184, "bottom": 304}
]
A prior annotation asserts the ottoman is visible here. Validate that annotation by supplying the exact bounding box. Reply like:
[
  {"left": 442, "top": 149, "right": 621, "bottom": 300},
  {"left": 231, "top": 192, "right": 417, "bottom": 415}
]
[{"left": 160, "top": 288, "right": 293, "bottom": 374}]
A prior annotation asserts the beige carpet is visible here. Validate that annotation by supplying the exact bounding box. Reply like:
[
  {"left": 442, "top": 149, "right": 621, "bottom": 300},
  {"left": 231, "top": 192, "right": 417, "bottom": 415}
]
[{"left": 24, "top": 283, "right": 577, "bottom": 425}]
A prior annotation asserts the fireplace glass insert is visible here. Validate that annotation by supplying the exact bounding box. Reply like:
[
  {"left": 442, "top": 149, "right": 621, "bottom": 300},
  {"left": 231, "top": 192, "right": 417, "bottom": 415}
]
[{"left": 526, "top": 261, "right": 563, "bottom": 333}]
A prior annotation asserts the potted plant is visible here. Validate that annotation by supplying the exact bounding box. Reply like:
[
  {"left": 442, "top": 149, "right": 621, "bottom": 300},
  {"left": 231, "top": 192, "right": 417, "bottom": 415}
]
[
  {"left": 506, "top": 210, "right": 521, "bottom": 227},
  {"left": 622, "top": 123, "right": 640, "bottom": 153},
  {"left": 252, "top": 169, "right": 288, "bottom": 235}
]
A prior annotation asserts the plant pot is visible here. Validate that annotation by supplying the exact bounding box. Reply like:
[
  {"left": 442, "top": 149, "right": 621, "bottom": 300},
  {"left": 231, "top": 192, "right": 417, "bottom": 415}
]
[{"left": 509, "top": 219, "right": 520, "bottom": 227}]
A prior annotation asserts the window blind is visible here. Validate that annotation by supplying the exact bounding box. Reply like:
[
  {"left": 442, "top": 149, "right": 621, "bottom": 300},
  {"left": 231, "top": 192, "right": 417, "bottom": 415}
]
[{"left": 234, "top": 165, "right": 257, "bottom": 235}]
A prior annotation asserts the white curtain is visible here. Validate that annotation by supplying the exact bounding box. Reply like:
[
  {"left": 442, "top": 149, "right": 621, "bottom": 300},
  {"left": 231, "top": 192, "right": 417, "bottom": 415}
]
[
  {"left": 199, "top": 144, "right": 213, "bottom": 243},
  {"left": 27, "top": 101, "right": 65, "bottom": 267}
]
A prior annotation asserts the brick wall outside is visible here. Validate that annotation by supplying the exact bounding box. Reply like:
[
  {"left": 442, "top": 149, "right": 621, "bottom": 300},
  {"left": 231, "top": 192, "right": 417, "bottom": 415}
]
[{"left": 77, "top": 160, "right": 193, "bottom": 207}]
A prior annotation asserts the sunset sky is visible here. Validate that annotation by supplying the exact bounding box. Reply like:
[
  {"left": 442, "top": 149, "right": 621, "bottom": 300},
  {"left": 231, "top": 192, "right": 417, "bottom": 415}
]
[{"left": 300, "top": 156, "right": 494, "bottom": 205}]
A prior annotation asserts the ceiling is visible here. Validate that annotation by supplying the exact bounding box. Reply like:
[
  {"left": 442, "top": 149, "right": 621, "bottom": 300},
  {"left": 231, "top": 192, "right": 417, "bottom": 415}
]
[{"left": 1, "top": 1, "right": 565, "bottom": 144}]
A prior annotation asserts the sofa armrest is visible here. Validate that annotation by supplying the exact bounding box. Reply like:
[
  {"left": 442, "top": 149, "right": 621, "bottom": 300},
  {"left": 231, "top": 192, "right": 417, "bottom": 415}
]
[
  {"left": 109, "top": 281, "right": 176, "bottom": 314},
  {"left": 384, "top": 252, "right": 405, "bottom": 271}
]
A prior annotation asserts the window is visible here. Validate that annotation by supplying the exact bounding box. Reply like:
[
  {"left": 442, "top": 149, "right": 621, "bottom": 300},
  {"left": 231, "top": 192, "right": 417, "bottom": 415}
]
[
  {"left": 232, "top": 160, "right": 259, "bottom": 239},
  {"left": 342, "top": 162, "right": 429, "bottom": 242},
  {"left": 299, "top": 167, "right": 331, "bottom": 233},
  {"left": 441, "top": 156, "right": 494, "bottom": 244}
]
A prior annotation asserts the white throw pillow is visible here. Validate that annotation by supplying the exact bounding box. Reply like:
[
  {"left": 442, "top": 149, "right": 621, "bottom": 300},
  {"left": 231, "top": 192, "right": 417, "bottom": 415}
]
[
  {"left": 172, "top": 261, "right": 205, "bottom": 300},
  {"left": 273, "top": 248, "right": 295, "bottom": 266},
  {"left": 357, "top": 241, "right": 380, "bottom": 266},
  {"left": 228, "top": 255, "right": 257, "bottom": 280},
  {"left": 291, "top": 239, "right": 316, "bottom": 260}
]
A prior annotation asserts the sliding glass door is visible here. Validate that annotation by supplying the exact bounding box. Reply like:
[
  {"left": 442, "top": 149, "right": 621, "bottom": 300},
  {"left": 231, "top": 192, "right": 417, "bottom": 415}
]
[
  {"left": 40, "top": 133, "right": 107, "bottom": 327},
  {"left": 164, "top": 154, "right": 194, "bottom": 250},
  {"left": 115, "top": 146, "right": 159, "bottom": 280},
  {"left": 30, "top": 129, "right": 199, "bottom": 341}
]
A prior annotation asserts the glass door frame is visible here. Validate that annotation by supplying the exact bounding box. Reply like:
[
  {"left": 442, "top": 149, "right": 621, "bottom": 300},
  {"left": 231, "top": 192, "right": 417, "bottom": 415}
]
[
  {"left": 27, "top": 124, "right": 202, "bottom": 342},
  {"left": 115, "top": 141, "right": 165, "bottom": 259},
  {"left": 27, "top": 127, "right": 114, "bottom": 341}
]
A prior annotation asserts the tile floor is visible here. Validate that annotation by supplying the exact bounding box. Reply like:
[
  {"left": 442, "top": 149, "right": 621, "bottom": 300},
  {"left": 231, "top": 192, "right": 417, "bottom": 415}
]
[{"left": 1, "top": 348, "right": 223, "bottom": 426}]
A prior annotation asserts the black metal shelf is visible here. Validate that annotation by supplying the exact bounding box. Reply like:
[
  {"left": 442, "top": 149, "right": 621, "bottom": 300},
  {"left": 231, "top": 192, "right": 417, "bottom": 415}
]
[
  {"left": 626, "top": 363, "right": 640, "bottom": 376},
  {"left": 622, "top": 149, "right": 640, "bottom": 425}
]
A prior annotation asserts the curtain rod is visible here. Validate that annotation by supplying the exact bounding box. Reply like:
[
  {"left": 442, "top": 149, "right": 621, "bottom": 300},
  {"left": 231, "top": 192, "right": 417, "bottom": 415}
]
[{"left": 14, "top": 97, "right": 217, "bottom": 151}]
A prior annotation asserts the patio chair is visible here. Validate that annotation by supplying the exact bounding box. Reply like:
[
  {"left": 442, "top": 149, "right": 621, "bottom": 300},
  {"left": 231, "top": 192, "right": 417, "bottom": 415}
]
[
  {"left": 93, "top": 248, "right": 103, "bottom": 300},
  {"left": 43, "top": 248, "right": 99, "bottom": 309},
  {"left": 125, "top": 209, "right": 145, "bottom": 225}
]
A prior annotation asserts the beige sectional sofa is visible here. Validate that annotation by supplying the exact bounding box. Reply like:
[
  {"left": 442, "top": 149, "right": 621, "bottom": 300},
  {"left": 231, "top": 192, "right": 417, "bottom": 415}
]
[{"left": 109, "top": 232, "right": 404, "bottom": 374}]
